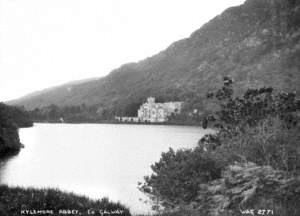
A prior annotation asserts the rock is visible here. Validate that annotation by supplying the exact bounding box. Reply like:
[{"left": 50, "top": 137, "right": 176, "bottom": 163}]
[{"left": 181, "top": 162, "right": 300, "bottom": 216}]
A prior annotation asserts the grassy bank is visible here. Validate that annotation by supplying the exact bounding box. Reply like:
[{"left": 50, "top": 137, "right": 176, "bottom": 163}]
[{"left": 0, "top": 185, "right": 131, "bottom": 216}]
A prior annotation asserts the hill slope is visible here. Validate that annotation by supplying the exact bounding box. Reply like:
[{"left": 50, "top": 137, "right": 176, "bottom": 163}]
[{"left": 10, "top": 0, "right": 300, "bottom": 115}]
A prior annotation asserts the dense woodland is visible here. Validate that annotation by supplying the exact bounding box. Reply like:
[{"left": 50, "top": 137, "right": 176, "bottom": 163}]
[{"left": 0, "top": 103, "right": 33, "bottom": 157}]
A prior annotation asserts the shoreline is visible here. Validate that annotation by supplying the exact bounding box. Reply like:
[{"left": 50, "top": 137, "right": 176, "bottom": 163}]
[{"left": 31, "top": 120, "right": 203, "bottom": 127}]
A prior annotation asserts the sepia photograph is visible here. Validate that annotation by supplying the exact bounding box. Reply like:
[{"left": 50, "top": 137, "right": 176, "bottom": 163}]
[{"left": 0, "top": 0, "right": 299, "bottom": 215}]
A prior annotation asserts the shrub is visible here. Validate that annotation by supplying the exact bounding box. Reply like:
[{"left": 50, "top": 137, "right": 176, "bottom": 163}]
[
  {"left": 200, "top": 76, "right": 300, "bottom": 173},
  {"left": 138, "top": 148, "right": 223, "bottom": 211}
]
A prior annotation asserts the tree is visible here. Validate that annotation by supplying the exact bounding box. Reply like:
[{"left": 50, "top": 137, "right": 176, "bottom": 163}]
[{"left": 138, "top": 148, "right": 222, "bottom": 211}]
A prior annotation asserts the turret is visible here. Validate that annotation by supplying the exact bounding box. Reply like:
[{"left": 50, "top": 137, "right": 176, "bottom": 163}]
[{"left": 147, "top": 97, "right": 155, "bottom": 104}]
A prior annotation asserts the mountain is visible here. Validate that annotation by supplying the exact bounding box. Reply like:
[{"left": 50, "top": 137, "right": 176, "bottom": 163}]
[
  {"left": 9, "top": 0, "right": 300, "bottom": 116},
  {"left": 8, "top": 77, "right": 100, "bottom": 108}
]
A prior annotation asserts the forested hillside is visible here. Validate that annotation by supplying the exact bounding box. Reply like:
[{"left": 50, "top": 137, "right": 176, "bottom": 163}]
[{"left": 10, "top": 0, "right": 300, "bottom": 119}]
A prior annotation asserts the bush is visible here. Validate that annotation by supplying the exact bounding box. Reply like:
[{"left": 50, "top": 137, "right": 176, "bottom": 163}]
[
  {"left": 138, "top": 148, "right": 223, "bottom": 211},
  {"left": 201, "top": 76, "right": 300, "bottom": 173}
]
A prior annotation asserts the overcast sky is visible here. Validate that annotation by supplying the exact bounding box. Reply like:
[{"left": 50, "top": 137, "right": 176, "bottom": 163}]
[{"left": 0, "top": 0, "right": 245, "bottom": 101}]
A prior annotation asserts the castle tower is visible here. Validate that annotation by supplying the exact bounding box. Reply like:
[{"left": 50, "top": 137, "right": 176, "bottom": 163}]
[{"left": 147, "top": 97, "right": 155, "bottom": 104}]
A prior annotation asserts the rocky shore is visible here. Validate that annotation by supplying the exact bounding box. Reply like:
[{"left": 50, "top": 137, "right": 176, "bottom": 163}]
[{"left": 168, "top": 162, "right": 300, "bottom": 216}]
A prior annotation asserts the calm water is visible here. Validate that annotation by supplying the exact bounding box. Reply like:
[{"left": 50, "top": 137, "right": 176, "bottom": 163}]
[{"left": 0, "top": 123, "right": 211, "bottom": 214}]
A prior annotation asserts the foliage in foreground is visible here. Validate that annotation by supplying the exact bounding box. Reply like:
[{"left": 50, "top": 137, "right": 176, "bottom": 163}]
[
  {"left": 138, "top": 77, "right": 300, "bottom": 215},
  {"left": 0, "top": 185, "right": 131, "bottom": 216},
  {"left": 200, "top": 76, "right": 300, "bottom": 173},
  {"left": 138, "top": 148, "right": 223, "bottom": 210}
]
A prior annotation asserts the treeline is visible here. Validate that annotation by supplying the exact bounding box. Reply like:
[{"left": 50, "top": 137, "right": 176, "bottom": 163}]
[
  {"left": 28, "top": 103, "right": 135, "bottom": 123},
  {"left": 28, "top": 104, "right": 102, "bottom": 123},
  {"left": 27, "top": 100, "right": 206, "bottom": 125},
  {"left": 138, "top": 77, "right": 300, "bottom": 215},
  {"left": 0, "top": 103, "right": 33, "bottom": 157},
  {"left": 0, "top": 103, "right": 33, "bottom": 128}
]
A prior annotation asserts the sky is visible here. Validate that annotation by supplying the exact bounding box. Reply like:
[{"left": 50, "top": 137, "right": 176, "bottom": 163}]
[{"left": 0, "top": 0, "right": 245, "bottom": 101}]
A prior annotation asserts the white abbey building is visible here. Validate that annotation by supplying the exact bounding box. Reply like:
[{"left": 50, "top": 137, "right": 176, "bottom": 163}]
[
  {"left": 115, "top": 97, "right": 183, "bottom": 123},
  {"left": 137, "top": 97, "right": 182, "bottom": 122}
]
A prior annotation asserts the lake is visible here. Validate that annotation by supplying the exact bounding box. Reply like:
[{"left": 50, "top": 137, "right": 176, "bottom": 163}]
[{"left": 0, "top": 123, "right": 211, "bottom": 214}]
